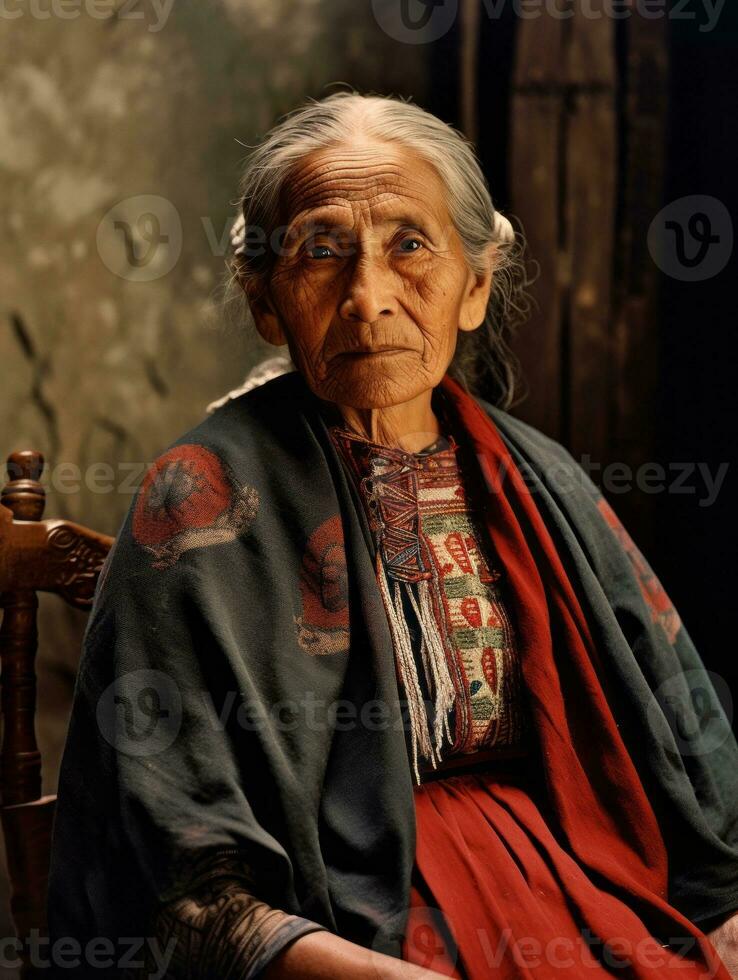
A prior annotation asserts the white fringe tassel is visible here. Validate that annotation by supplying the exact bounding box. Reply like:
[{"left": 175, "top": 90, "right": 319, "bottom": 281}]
[
  {"left": 376, "top": 555, "right": 456, "bottom": 784},
  {"left": 408, "top": 579, "right": 456, "bottom": 758}
]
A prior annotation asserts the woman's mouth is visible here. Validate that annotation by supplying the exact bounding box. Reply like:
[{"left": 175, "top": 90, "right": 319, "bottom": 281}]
[{"left": 332, "top": 346, "right": 413, "bottom": 360}]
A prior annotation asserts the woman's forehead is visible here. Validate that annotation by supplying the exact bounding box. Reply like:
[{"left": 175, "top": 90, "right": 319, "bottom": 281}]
[{"left": 281, "top": 139, "right": 448, "bottom": 223}]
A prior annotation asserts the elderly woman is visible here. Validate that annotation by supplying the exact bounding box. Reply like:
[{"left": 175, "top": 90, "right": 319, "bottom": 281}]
[{"left": 48, "top": 93, "right": 738, "bottom": 979}]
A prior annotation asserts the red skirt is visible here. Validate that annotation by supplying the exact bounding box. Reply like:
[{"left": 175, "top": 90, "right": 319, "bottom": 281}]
[{"left": 401, "top": 763, "right": 730, "bottom": 979}]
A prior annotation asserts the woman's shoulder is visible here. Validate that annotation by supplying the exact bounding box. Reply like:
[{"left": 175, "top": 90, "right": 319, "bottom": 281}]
[
  {"left": 475, "top": 395, "right": 579, "bottom": 466},
  {"left": 127, "top": 370, "right": 312, "bottom": 526},
  {"left": 95, "top": 374, "right": 310, "bottom": 602}
]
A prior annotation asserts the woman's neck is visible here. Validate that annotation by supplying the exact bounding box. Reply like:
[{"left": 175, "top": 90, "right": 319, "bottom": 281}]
[{"left": 336, "top": 389, "right": 440, "bottom": 453}]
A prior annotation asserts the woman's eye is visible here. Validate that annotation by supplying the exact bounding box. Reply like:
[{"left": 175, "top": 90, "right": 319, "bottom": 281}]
[
  {"left": 397, "top": 237, "right": 423, "bottom": 253},
  {"left": 306, "top": 243, "right": 335, "bottom": 259}
]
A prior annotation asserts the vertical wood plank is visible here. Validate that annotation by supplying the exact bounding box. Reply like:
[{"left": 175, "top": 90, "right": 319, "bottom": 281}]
[
  {"left": 510, "top": 6, "right": 617, "bottom": 466},
  {"left": 507, "top": 2, "right": 667, "bottom": 516},
  {"left": 565, "top": 4, "right": 617, "bottom": 463},
  {"left": 509, "top": 13, "right": 569, "bottom": 437},
  {"left": 566, "top": 89, "right": 617, "bottom": 463},
  {"left": 509, "top": 97, "right": 564, "bottom": 433},
  {"left": 612, "top": 14, "right": 669, "bottom": 548}
]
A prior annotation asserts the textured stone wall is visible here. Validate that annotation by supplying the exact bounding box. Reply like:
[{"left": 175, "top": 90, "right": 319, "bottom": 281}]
[{"left": 0, "top": 0, "right": 428, "bottom": 956}]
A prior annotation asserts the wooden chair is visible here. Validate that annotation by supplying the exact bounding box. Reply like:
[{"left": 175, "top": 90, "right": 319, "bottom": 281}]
[{"left": 0, "top": 450, "right": 114, "bottom": 975}]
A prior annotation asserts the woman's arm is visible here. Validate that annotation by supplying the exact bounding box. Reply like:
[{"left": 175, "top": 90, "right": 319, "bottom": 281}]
[
  {"left": 139, "top": 851, "right": 446, "bottom": 979},
  {"left": 262, "top": 930, "right": 449, "bottom": 979}
]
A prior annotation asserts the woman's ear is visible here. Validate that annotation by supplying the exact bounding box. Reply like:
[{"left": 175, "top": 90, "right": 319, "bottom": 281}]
[
  {"left": 459, "top": 242, "right": 496, "bottom": 333},
  {"left": 235, "top": 267, "right": 287, "bottom": 347}
]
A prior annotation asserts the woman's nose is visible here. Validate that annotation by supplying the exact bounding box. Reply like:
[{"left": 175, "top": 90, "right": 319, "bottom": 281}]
[{"left": 338, "top": 257, "right": 397, "bottom": 324}]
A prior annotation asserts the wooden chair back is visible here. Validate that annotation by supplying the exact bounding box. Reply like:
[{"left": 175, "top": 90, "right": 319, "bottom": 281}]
[{"left": 0, "top": 450, "right": 113, "bottom": 973}]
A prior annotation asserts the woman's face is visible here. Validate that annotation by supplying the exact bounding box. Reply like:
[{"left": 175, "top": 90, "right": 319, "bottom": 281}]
[{"left": 246, "top": 139, "right": 494, "bottom": 410}]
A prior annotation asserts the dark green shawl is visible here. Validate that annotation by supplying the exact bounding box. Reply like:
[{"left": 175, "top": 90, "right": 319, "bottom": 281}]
[{"left": 47, "top": 371, "right": 738, "bottom": 972}]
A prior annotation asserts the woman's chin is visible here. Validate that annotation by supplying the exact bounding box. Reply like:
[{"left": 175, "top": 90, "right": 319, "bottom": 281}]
[
  {"left": 316, "top": 358, "right": 434, "bottom": 410},
  {"left": 327, "top": 381, "right": 428, "bottom": 411}
]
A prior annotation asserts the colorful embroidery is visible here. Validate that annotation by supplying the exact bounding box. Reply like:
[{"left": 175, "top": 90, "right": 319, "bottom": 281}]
[
  {"left": 416, "top": 463, "right": 527, "bottom": 753},
  {"left": 332, "top": 428, "right": 530, "bottom": 777},
  {"left": 596, "top": 496, "right": 681, "bottom": 644},
  {"left": 132, "top": 444, "right": 259, "bottom": 569},
  {"left": 295, "top": 515, "right": 350, "bottom": 656}
]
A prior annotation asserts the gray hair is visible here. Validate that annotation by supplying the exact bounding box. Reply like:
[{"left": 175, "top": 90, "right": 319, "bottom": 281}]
[{"left": 229, "top": 91, "right": 533, "bottom": 408}]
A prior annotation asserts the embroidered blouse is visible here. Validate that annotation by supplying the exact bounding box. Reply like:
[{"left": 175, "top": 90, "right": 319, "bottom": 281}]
[{"left": 330, "top": 426, "right": 534, "bottom": 783}]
